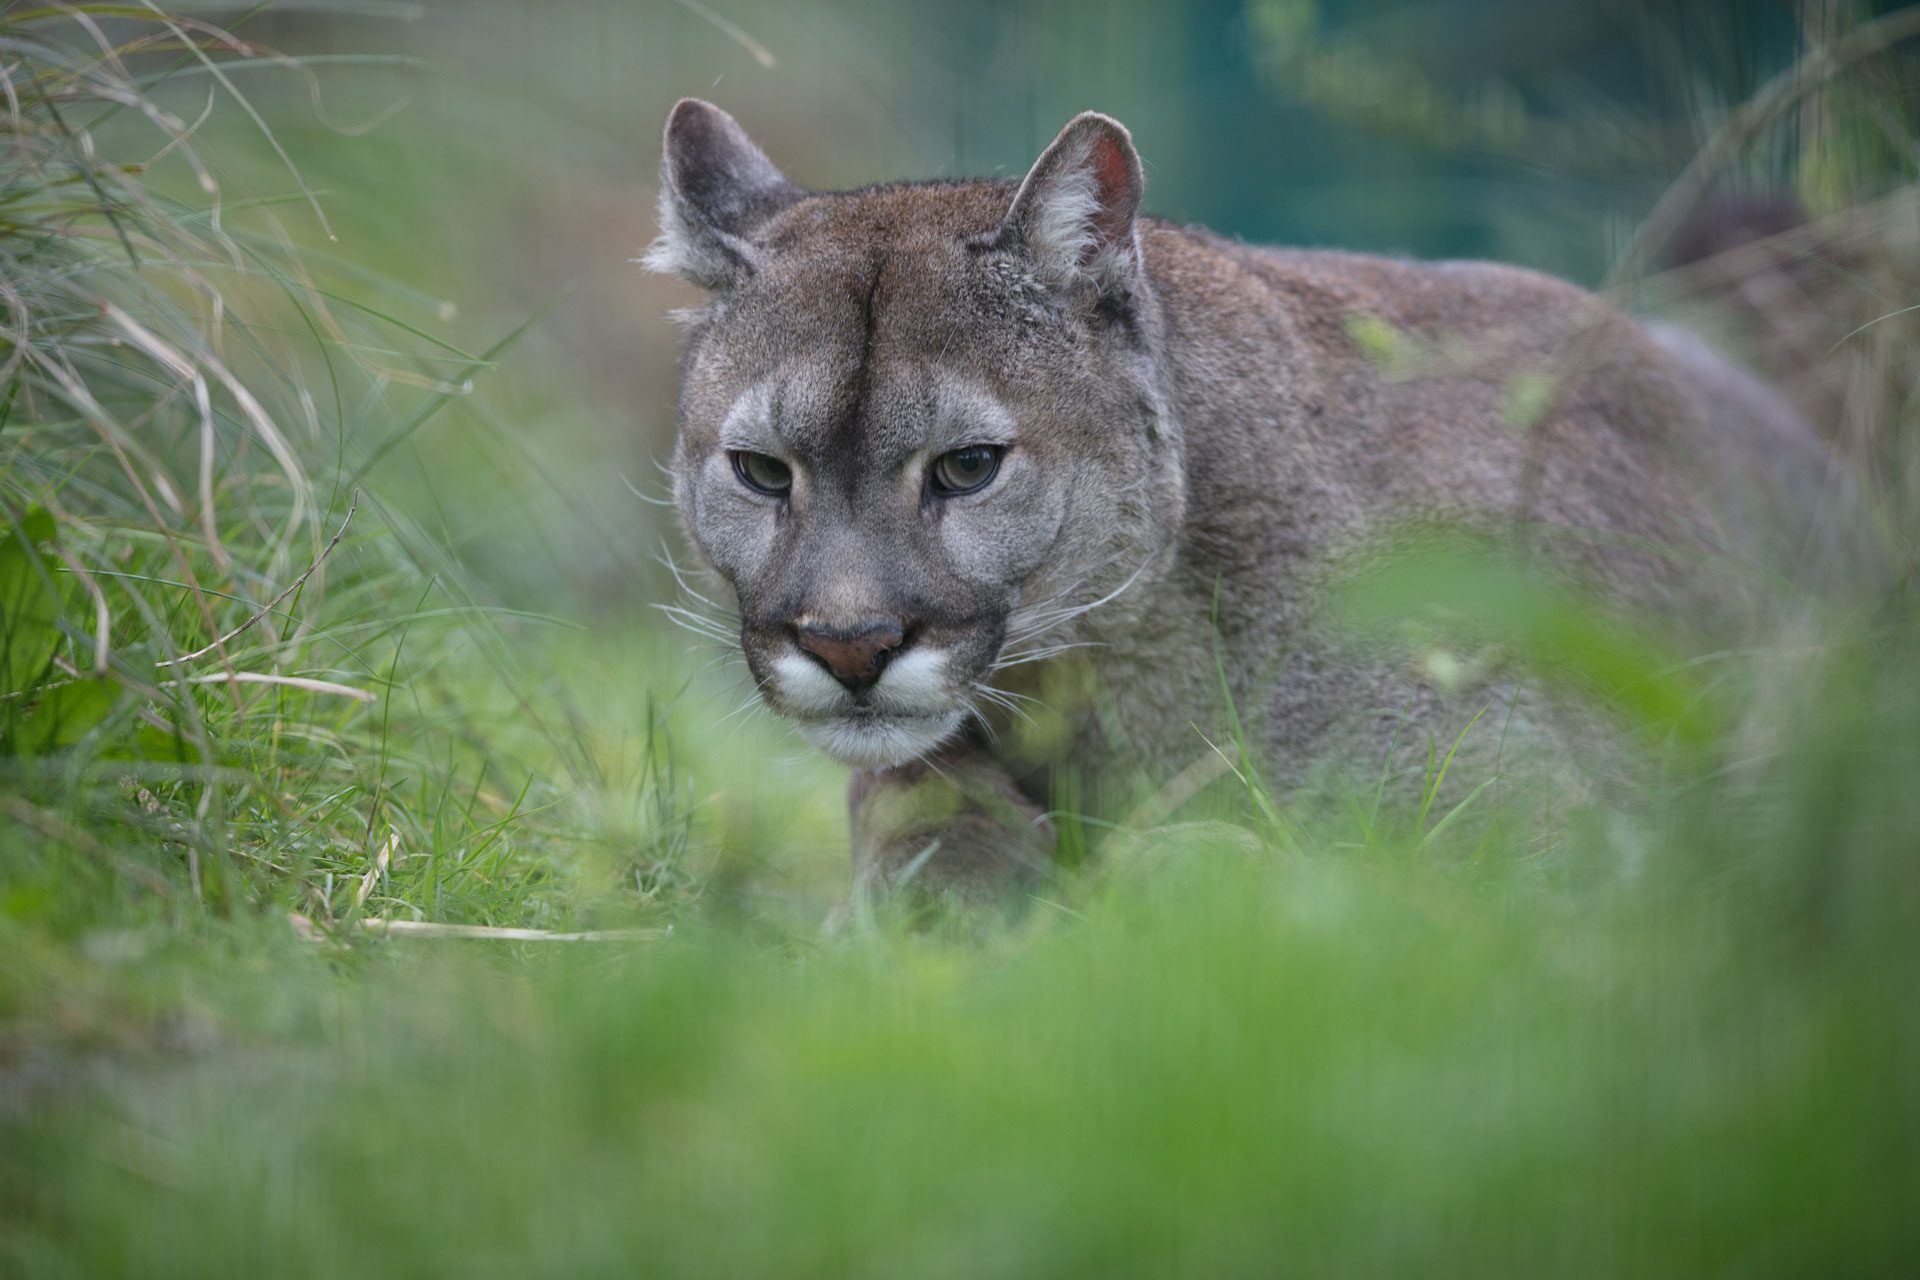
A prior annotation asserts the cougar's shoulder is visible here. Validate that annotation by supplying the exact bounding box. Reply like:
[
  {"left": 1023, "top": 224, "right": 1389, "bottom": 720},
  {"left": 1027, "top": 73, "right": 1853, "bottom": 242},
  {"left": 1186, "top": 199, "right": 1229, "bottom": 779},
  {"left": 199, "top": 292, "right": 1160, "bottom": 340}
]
[{"left": 1136, "top": 229, "right": 1724, "bottom": 613}]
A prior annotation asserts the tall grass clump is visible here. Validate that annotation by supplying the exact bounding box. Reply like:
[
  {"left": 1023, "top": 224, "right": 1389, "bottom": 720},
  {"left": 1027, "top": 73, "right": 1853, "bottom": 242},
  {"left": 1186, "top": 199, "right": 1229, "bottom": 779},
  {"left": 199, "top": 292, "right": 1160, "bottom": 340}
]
[{"left": 0, "top": 4, "right": 698, "bottom": 990}]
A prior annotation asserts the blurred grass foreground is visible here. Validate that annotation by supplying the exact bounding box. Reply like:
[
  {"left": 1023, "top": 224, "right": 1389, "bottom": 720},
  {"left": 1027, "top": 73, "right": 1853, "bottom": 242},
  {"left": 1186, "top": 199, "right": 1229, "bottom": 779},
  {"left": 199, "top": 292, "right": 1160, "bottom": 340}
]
[{"left": 2, "top": 2, "right": 1919, "bottom": 1275}]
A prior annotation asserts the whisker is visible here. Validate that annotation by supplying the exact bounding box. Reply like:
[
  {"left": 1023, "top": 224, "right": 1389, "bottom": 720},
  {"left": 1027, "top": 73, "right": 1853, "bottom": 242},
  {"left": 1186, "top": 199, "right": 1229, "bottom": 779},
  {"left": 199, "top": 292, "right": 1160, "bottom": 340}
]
[
  {"left": 1032, "top": 560, "right": 1149, "bottom": 629},
  {"left": 653, "top": 595, "right": 730, "bottom": 623},
  {"left": 653, "top": 612, "right": 734, "bottom": 644},
  {"left": 970, "top": 682, "right": 1036, "bottom": 727},
  {"left": 652, "top": 602, "right": 738, "bottom": 646},
  {"left": 990, "top": 639, "right": 1106, "bottom": 671},
  {"left": 653, "top": 541, "right": 734, "bottom": 617},
  {"left": 999, "top": 556, "right": 1153, "bottom": 662},
  {"left": 964, "top": 698, "right": 1002, "bottom": 746},
  {"left": 716, "top": 691, "right": 766, "bottom": 729},
  {"left": 621, "top": 472, "right": 676, "bottom": 508},
  {"left": 1003, "top": 555, "right": 1127, "bottom": 639},
  {"left": 980, "top": 683, "right": 1045, "bottom": 707}
]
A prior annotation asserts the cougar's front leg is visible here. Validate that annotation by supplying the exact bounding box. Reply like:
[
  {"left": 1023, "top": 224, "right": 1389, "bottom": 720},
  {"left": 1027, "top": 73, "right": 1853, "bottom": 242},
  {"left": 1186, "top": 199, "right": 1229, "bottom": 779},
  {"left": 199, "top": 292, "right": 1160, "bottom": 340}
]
[{"left": 846, "top": 742, "right": 1055, "bottom": 906}]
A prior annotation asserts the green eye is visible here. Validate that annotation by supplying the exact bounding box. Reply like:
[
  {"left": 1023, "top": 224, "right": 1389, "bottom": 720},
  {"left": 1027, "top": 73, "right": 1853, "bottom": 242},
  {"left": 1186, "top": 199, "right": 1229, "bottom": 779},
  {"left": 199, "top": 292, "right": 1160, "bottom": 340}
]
[
  {"left": 929, "top": 445, "right": 1004, "bottom": 496},
  {"left": 731, "top": 451, "right": 792, "bottom": 496}
]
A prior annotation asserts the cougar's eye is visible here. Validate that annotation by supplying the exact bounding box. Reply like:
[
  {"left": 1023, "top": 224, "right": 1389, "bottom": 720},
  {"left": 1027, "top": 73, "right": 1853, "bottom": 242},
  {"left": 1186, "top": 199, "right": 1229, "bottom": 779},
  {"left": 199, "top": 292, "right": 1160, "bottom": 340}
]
[
  {"left": 929, "top": 445, "right": 1003, "bottom": 497},
  {"left": 731, "top": 450, "right": 792, "bottom": 497}
]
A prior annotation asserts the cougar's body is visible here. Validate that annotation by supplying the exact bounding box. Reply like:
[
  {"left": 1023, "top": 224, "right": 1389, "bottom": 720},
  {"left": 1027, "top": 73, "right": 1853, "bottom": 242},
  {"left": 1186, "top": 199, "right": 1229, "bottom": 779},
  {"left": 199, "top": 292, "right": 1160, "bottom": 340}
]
[{"left": 648, "top": 102, "right": 1850, "bottom": 899}]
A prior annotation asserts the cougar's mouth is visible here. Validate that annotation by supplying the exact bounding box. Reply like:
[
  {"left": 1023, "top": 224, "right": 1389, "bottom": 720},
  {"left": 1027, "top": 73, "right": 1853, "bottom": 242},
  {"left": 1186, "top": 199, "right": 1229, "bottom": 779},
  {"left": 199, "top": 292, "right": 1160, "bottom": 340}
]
[{"left": 766, "top": 647, "right": 969, "bottom": 769}]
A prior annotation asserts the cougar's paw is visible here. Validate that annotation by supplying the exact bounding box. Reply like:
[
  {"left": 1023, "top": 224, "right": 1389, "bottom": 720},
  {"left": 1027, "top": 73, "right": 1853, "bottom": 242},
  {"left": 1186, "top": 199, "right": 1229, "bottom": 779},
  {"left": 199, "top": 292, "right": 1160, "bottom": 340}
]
[{"left": 846, "top": 753, "right": 1055, "bottom": 909}]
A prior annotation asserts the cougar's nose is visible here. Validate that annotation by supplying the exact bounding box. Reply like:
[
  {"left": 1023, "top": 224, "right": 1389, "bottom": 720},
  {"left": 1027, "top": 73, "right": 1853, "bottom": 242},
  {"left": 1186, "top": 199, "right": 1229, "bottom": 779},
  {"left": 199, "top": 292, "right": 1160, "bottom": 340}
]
[{"left": 793, "top": 619, "right": 906, "bottom": 695}]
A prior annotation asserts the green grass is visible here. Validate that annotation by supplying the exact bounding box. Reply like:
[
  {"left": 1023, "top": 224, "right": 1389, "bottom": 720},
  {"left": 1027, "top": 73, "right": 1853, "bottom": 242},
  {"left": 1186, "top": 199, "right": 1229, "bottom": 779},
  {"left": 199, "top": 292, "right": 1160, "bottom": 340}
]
[
  {"left": 3, "top": 3, "right": 1920, "bottom": 1276},
  {"left": 5, "top": 718, "right": 1918, "bottom": 1276}
]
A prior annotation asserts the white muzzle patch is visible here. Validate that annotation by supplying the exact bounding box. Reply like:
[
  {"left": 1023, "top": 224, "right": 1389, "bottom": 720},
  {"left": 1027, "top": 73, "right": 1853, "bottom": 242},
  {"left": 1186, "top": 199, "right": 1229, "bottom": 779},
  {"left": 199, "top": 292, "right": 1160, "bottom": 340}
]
[{"left": 769, "top": 646, "right": 962, "bottom": 767}]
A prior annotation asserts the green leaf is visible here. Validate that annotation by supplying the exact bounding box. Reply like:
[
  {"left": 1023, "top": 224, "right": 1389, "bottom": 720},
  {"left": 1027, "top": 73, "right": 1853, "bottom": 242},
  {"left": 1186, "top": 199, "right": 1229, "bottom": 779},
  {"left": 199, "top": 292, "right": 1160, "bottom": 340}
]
[
  {"left": 0, "top": 508, "right": 62, "bottom": 698},
  {"left": 8, "top": 677, "right": 121, "bottom": 758}
]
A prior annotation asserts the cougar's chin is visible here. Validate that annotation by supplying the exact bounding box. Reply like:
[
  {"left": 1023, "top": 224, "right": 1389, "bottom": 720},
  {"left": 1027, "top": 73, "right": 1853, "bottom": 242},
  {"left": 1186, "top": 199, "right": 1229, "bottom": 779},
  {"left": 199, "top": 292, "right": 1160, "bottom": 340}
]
[
  {"left": 796, "top": 710, "right": 965, "bottom": 770},
  {"left": 762, "top": 648, "right": 969, "bottom": 768}
]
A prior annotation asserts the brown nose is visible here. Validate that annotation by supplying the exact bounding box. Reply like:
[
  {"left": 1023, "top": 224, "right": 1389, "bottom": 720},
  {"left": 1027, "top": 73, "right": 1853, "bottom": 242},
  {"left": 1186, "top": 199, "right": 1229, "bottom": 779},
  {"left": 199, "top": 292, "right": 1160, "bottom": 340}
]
[{"left": 794, "top": 620, "right": 906, "bottom": 694}]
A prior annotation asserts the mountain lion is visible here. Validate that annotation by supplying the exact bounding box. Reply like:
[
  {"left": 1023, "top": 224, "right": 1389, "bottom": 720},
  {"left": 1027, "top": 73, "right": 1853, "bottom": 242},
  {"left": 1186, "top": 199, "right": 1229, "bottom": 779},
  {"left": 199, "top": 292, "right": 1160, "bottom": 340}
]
[{"left": 647, "top": 100, "right": 1852, "bottom": 902}]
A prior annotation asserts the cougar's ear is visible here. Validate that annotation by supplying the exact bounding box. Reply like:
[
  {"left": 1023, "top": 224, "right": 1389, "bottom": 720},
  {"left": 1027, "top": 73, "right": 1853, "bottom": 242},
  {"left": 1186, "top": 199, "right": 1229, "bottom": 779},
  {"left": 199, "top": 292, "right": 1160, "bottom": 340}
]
[
  {"left": 995, "top": 112, "right": 1145, "bottom": 307},
  {"left": 645, "top": 99, "right": 804, "bottom": 290}
]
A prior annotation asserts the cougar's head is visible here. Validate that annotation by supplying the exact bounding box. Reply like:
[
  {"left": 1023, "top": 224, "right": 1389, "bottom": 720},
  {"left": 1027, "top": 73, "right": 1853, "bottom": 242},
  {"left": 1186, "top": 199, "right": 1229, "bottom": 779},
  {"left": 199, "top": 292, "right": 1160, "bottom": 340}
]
[{"left": 649, "top": 101, "right": 1180, "bottom": 769}]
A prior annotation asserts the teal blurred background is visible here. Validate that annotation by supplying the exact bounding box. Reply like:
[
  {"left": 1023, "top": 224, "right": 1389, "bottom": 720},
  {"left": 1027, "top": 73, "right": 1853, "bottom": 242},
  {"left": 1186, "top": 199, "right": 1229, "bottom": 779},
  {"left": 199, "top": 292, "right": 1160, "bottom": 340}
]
[{"left": 195, "top": 0, "right": 1870, "bottom": 616}]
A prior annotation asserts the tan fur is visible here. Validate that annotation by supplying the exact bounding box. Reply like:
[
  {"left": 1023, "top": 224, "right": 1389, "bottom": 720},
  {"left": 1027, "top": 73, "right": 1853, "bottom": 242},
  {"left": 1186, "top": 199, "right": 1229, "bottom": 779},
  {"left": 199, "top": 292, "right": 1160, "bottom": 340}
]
[{"left": 649, "top": 102, "right": 1854, "bottom": 904}]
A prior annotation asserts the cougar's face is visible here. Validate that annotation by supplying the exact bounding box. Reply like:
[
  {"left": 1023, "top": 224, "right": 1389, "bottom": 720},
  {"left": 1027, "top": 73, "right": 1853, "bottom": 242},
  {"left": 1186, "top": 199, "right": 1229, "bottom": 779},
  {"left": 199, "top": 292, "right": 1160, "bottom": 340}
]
[
  {"left": 673, "top": 238, "right": 1151, "bottom": 768},
  {"left": 653, "top": 102, "right": 1166, "bottom": 769}
]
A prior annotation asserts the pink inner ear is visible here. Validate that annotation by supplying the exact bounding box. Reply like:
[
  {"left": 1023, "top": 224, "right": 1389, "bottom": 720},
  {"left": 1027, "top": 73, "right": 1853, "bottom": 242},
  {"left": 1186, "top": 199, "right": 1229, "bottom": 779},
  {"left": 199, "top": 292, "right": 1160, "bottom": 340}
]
[{"left": 1087, "top": 135, "right": 1134, "bottom": 250}]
